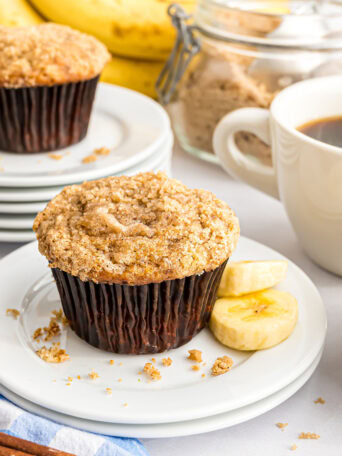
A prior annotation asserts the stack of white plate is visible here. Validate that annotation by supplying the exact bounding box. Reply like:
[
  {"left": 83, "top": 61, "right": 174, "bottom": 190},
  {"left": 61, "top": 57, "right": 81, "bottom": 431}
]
[
  {"left": 0, "top": 83, "right": 173, "bottom": 243},
  {"left": 0, "top": 237, "right": 326, "bottom": 438}
]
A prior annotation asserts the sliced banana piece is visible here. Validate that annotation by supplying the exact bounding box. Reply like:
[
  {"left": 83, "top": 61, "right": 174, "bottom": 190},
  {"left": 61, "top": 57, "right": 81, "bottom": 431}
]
[
  {"left": 210, "top": 289, "right": 298, "bottom": 351},
  {"left": 218, "top": 260, "right": 288, "bottom": 297}
]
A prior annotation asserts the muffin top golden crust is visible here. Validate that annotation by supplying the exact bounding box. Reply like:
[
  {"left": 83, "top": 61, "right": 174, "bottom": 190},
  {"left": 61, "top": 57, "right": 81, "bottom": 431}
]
[
  {"left": 33, "top": 172, "right": 240, "bottom": 285},
  {"left": 0, "top": 23, "right": 110, "bottom": 88}
]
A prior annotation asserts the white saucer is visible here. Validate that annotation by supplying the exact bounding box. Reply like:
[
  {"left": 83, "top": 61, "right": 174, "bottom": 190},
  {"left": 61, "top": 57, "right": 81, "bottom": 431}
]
[
  {"left": 0, "top": 237, "right": 326, "bottom": 424},
  {"left": 0, "top": 214, "right": 35, "bottom": 229},
  {"left": 0, "top": 350, "right": 322, "bottom": 439},
  {"left": 0, "top": 83, "right": 170, "bottom": 188},
  {"left": 0, "top": 132, "right": 173, "bottom": 204}
]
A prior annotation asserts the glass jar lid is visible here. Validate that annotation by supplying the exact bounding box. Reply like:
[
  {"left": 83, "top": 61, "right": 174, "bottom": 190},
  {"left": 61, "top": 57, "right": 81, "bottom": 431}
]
[{"left": 195, "top": 0, "right": 342, "bottom": 49}]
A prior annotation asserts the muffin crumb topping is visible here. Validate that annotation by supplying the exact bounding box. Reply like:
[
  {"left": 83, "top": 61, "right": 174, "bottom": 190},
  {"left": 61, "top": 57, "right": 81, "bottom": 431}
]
[
  {"left": 34, "top": 172, "right": 239, "bottom": 284},
  {"left": 0, "top": 23, "right": 110, "bottom": 88}
]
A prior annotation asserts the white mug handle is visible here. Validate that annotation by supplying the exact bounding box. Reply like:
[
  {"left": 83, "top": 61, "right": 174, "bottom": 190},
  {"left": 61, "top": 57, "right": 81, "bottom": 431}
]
[{"left": 213, "top": 108, "right": 279, "bottom": 199}]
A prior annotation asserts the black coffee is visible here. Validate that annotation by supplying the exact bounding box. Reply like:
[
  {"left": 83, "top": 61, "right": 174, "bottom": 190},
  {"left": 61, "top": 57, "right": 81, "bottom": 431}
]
[{"left": 298, "top": 116, "right": 342, "bottom": 147}]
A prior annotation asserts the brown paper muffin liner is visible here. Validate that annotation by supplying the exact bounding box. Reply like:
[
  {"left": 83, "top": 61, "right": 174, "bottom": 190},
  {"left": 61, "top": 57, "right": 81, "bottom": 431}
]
[
  {"left": 0, "top": 76, "right": 99, "bottom": 154},
  {"left": 52, "top": 260, "right": 228, "bottom": 354}
]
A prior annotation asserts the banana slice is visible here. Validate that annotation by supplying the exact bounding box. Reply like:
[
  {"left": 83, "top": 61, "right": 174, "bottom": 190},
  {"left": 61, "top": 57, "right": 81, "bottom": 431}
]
[
  {"left": 218, "top": 260, "right": 288, "bottom": 297},
  {"left": 210, "top": 289, "right": 298, "bottom": 351}
]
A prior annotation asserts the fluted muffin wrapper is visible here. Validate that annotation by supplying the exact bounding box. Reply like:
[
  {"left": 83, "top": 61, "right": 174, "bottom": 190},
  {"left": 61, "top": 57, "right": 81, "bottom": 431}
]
[
  {"left": 0, "top": 76, "right": 99, "bottom": 154},
  {"left": 52, "top": 261, "right": 228, "bottom": 355}
]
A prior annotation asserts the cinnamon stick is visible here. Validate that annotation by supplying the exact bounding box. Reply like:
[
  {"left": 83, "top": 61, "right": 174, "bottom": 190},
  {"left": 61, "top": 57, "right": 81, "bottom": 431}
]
[{"left": 0, "top": 434, "right": 75, "bottom": 456}]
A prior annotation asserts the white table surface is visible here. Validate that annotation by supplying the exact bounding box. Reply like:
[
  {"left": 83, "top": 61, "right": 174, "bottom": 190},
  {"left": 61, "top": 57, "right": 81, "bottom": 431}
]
[{"left": 0, "top": 146, "right": 340, "bottom": 455}]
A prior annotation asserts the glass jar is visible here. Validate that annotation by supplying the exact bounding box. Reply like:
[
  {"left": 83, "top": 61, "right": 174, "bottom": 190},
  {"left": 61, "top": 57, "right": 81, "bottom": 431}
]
[{"left": 157, "top": 0, "right": 342, "bottom": 164}]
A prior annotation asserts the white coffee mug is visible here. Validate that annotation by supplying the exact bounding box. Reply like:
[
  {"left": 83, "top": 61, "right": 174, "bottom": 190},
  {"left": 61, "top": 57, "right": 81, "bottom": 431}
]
[{"left": 213, "top": 75, "right": 342, "bottom": 276}]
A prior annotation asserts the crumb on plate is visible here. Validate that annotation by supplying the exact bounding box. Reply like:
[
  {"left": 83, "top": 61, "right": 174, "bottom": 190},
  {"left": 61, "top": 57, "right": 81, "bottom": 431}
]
[
  {"left": 88, "top": 369, "right": 100, "bottom": 380},
  {"left": 48, "top": 153, "right": 63, "bottom": 161},
  {"left": 211, "top": 356, "right": 233, "bottom": 376},
  {"left": 106, "top": 387, "right": 112, "bottom": 395},
  {"left": 36, "top": 342, "right": 69, "bottom": 363},
  {"left": 188, "top": 349, "right": 202, "bottom": 363},
  {"left": 201, "top": 373, "right": 206, "bottom": 378},
  {"left": 82, "top": 154, "right": 97, "bottom": 164},
  {"left": 162, "top": 357, "right": 172, "bottom": 367},
  {"left": 191, "top": 365, "right": 200, "bottom": 371},
  {"left": 6, "top": 308, "right": 20, "bottom": 319},
  {"left": 94, "top": 146, "right": 110, "bottom": 156},
  {"left": 290, "top": 444, "right": 297, "bottom": 451},
  {"left": 33, "top": 327, "right": 43, "bottom": 340},
  {"left": 314, "top": 397, "right": 325, "bottom": 404},
  {"left": 109, "top": 359, "right": 115, "bottom": 365},
  {"left": 144, "top": 362, "right": 161, "bottom": 381}
]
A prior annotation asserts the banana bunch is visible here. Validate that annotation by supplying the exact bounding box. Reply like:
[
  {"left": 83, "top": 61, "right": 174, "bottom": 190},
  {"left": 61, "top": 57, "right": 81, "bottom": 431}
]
[
  {"left": 210, "top": 260, "right": 298, "bottom": 351},
  {"left": 29, "top": 0, "right": 195, "bottom": 60},
  {"left": 0, "top": 0, "right": 43, "bottom": 26}
]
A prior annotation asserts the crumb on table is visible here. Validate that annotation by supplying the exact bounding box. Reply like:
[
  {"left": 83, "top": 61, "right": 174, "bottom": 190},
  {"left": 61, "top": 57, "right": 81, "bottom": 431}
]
[
  {"left": 314, "top": 397, "right": 325, "bottom": 404},
  {"left": 290, "top": 444, "right": 297, "bottom": 451},
  {"left": 162, "top": 357, "right": 172, "bottom": 367},
  {"left": 36, "top": 342, "right": 69, "bottom": 363},
  {"left": 211, "top": 356, "right": 233, "bottom": 376},
  {"left": 82, "top": 154, "right": 97, "bottom": 164},
  {"left": 88, "top": 369, "right": 100, "bottom": 380},
  {"left": 144, "top": 362, "right": 161, "bottom": 381},
  {"left": 298, "top": 432, "right": 320, "bottom": 440},
  {"left": 276, "top": 422, "right": 288, "bottom": 431},
  {"left": 188, "top": 349, "right": 202, "bottom": 363},
  {"left": 106, "top": 387, "right": 112, "bottom": 395},
  {"left": 6, "top": 308, "right": 20, "bottom": 319},
  {"left": 109, "top": 359, "right": 115, "bottom": 365},
  {"left": 201, "top": 373, "right": 206, "bottom": 378},
  {"left": 191, "top": 365, "right": 200, "bottom": 371}
]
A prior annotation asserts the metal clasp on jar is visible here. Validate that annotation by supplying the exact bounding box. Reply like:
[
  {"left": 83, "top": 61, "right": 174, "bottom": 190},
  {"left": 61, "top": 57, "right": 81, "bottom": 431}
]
[{"left": 156, "top": 4, "right": 201, "bottom": 105}]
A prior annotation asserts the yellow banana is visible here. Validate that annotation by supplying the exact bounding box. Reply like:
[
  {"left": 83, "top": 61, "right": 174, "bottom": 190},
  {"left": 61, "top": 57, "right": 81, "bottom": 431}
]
[
  {"left": 218, "top": 260, "right": 288, "bottom": 297},
  {"left": 210, "top": 290, "right": 298, "bottom": 351},
  {"left": 0, "top": 0, "right": 43, "bottom": 26},
  {"left": 101, "top": 55, "right": 164, "bottom": 99},
  {"left": 28, "top": 0, "right": 195, "bottom": 60}
]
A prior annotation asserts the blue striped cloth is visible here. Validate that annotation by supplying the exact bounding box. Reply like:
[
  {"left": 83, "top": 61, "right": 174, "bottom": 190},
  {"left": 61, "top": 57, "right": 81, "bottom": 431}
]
[{"left": 0, "top": 395, "right": 149, "bottom": 456}]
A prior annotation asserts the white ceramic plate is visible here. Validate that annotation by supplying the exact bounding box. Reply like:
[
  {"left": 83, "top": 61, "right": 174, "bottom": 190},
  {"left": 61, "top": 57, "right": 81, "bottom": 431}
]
[
  {"left": 0, "top": 214, "right": 35, "bottom": 229},
  {"left": 0, "top": 83, "right": 170, "bottom": 188},
  {"left": 0, "top": 230, "right": 36, "bottom": 242},
  {"left": 0, "top": 350, "right": 322, "bottom": 439},
  {"left": 0, "top": 133, "right": 173, "bottom": 203},
  {"left": 0, "top": 237, "right": 326, "bottom": 424},
  {"left": 0, "top": 201, "right": 47, "bottom": 214}
]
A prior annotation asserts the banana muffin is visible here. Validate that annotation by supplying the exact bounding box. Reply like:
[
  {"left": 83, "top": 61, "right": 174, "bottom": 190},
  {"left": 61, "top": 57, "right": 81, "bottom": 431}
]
[
  {"left": 33, "top": 172, "right": 240, "bottom": 354},
  {"left": 0, "top": 23, "right": 110, "bottom": 153}
]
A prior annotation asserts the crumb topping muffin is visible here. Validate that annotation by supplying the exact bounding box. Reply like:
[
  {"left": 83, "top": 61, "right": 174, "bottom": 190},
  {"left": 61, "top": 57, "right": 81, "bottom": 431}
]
[
  {"left": 34, "top": 172, "right": 239, "bottom": 285},
  {"left": 0, "top": 23, "right": 110, "bottom": 88}
]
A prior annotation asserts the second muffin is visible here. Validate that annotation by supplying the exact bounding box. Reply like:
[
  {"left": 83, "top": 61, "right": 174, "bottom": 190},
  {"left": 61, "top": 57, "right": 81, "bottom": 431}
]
[
  {"left": 0, "top": 23, "right": 110, "bottom": 153},
  {"left": 33, "top": 172, "right": 239, "bottom": 354}
]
